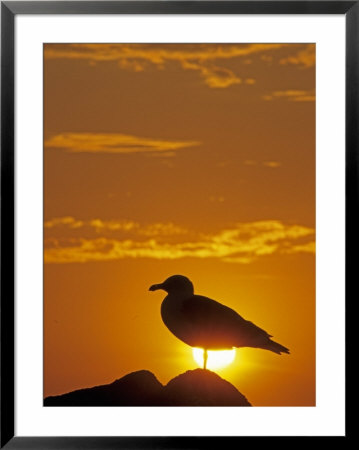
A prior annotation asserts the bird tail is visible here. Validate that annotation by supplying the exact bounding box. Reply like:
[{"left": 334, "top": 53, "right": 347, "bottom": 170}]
[{"left": 264, "top": 339, "right": 290, "bottom": 355}]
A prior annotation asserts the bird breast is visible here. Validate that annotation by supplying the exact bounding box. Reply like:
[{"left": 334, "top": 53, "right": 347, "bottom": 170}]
[{"left": 161, "top": 295, "right": 193, "bottom": 346}]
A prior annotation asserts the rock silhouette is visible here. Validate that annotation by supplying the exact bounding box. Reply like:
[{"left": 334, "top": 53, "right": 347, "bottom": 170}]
[
  {"left": 164, "top": 369, "right": 251, "bottom": 406},
  {"left": 44, "top": 369, "right": 251, "bottom": 406},
  {"left": 44, "top": 370, "right": 163, "bottom": 406}
]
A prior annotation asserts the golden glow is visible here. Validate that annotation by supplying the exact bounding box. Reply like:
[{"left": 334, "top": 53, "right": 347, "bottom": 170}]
[
  {"left": 44, "top": 43, "right": 316, "bottom": 406},
  {"left": 192, "top": 348, "right": 236, "bottom": 370}
]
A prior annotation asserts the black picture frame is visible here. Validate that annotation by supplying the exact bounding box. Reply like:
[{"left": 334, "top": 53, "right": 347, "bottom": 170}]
[{"left": 1, "top": 1, "right": 355, "bottom": 447}]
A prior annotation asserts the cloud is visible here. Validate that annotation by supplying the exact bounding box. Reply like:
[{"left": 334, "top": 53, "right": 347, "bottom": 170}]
[
  {"left": 263, "top": 90, "right": 315, "bottom": 102},
  {"left": 44, "top": 43, "right": 290, "bottom": 89},
  {"left": 44, "top": 43, "right": 288, "bottom": 64},
  {"left": 89, "top": 219, "right": 138, "bottom": 232},
  {"left": 44, "top": 133, "right": 201, "bottom": 154},
  {"left": 243, "top": 160, "right": 281, "bottom": 168},
  {"left": 44, "top": 216, "right": 84, "bottom": 229},
  {"left": 198, "top": 66, "right": 241, "bottom": 89},
  {"left": 280, "top": 44, "right": 315, "bottom": 68},
  {"left": 44, "top": 217, "right": 188, "bottom": 237},
  {"left": 44, "top": 218, "right": 315, "bottom": 264},
  {"left": 283, "top": 241, "right": 316, "bottom": 254},
  {"left": 209, "top": 195, "right": 225, "bottom": 203},
  {"left": 181, "top": 60, "right": 242, "bottom": 88},
  {"left": 263, "top": 161, "right": 281, "bottom": 168}
]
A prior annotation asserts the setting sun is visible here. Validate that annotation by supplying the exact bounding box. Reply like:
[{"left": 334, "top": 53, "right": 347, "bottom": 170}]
[{"left": 192, "top": 348, "right": 236, "bottom": 370}]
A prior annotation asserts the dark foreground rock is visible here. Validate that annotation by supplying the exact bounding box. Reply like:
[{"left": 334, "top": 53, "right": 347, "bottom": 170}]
[
  {"left": 44, "top": 368, "right": 251, "bottom": 406},
  {"left": 164, "top": 369, "right": 251, "bottom": 406},
  {"left": 44, "top": 370, "right": 163, "bottom": 406}
]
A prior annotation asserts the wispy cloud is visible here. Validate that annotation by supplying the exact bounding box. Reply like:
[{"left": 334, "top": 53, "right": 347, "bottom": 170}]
[
  {"left": 44, "top": 218, "right": 315, "bottom": 264},
  {"left": 283, "top": 241, "right": 316, "bottom": 254},
  {"left": 44, "top": 217, "right": 189, "bottom": 237},
  {"left": 280, "top": 44, "right": 315, "bottom": 68},
  {"left": 263, "top": 90, "right": 315, "bottom": 102},
  {"left": 181, "top": 61, "right": 243, "bottom": 88},
  {"left": 243, "top": 160, "right": 281, "bottom": 168},
  {"left": 44, "top": 43, "right": 291, "bottom": 89},
  {"left": 44, "top": 216, "right": 84, "bottom": 229},
  {"left": 44, "top": 43, "right": 288, "bottom": 65},
  {"left": 263, "top": 161, "right": 281, "bottom": 168},
  {"left": 44, "top": 133, "right": 201, "bottom": 154}
]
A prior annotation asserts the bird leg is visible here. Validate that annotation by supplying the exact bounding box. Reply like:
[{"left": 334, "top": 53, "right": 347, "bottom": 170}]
[{"left": 203, "top": 349, "right": 208, "bottom": 370}]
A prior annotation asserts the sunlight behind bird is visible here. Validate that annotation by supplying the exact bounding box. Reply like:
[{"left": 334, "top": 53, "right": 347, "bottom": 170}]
[{"left": 192, "top": 347, "right": 236, "bottom": 369}]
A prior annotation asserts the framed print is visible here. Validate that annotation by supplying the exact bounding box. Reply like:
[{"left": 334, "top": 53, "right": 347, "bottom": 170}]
[{"left": 1, "top": 1, "right": 355, "bottom": 447}]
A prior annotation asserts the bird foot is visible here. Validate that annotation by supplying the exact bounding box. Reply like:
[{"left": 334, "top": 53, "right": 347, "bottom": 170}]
[{"left": 203, "top": 349, "right": 208, "bottom": 370}]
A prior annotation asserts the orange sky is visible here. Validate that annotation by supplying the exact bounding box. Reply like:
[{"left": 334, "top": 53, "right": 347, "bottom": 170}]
[{"left": 44, "top": 43, "right": 315, "bottom": 406}]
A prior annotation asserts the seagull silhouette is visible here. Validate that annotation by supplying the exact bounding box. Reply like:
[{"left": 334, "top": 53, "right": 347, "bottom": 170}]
[{"left": 149, "top": 274, "right": 289, "bottom": 369}]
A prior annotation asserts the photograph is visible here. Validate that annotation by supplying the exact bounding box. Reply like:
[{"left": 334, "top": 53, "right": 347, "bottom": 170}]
[{"left": 43, "top": 43, "right": 316, "bottom": 408}]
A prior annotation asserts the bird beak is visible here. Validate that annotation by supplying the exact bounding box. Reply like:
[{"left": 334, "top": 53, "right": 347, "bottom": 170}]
[{"left": 149, "top": 283, "right": 163, "bottom": 291}]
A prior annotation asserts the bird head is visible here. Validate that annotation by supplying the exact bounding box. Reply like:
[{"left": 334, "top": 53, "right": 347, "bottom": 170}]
[{"left": 149, "top": 275, "right": 194, "bottom": 295}]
